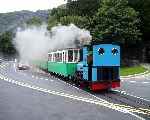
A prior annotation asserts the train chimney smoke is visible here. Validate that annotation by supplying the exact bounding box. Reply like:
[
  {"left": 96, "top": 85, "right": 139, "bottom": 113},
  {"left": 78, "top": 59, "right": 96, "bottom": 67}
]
[{"left": 13, "top": 24, "right": 92, "bottom": 63}]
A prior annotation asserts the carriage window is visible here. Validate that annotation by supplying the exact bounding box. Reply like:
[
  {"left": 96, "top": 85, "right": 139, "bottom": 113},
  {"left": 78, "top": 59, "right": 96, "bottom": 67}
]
[
  {"left": 74, "top": 50, "right": 78, "bottom": 62},
  {"left": 62, "top": 52, "right": 67, "bottom": 62},
  {"left": 59, "top": 53, "right": 62, "bottom": 62},
  {"left": 48, "top": 54, "right": 49, "bottom": 61},
  {"left": 65, "top": 52, "right": 67, "bottom": 62},
  {"left": 62, "top": 52, "right": 65, "bottom": 62},
  {"left": 53, "top": 53, "right": 55, "bottom": 62},
  {"left": 55, "top": 53, "right": 59, "bottom": 62},
  {"left": 53, "top": 53, "right": 56, "bottom": 62},
  {"left": 68, "top": 50, "right": 73, "bottom": 62},
  {"left": 48, "top": 54, "right": 52, "bottom": 61}
]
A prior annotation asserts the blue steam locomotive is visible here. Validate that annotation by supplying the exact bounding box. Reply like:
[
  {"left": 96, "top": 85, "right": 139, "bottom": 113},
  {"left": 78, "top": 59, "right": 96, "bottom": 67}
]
[{"left": 76, "top": 43, "right": 120, "bottom": 91}]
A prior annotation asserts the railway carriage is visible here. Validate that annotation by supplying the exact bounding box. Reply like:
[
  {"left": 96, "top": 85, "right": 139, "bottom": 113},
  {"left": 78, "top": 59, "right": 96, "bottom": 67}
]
[
  {"left": 47, "top": 48, "right": 80, "bottom": 77},
  {"left": 44, "top": 43, "right": 120, "bottom": 91}
]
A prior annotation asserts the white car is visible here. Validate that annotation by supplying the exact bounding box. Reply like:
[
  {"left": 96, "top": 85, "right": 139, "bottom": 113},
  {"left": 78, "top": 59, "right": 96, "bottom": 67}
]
[{"left": 17, "top": 63, "right": 29, "bottom": 70}]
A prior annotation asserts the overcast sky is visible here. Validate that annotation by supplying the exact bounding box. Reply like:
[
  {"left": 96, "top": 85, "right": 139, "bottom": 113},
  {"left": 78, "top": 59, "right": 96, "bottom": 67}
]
[{"left": 0, "top": 0, "right": 67, "bottom": 13}]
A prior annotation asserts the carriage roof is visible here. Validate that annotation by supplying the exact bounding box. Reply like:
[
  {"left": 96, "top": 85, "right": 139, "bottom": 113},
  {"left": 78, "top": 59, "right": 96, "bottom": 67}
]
[{"left": 48, "top": 48, "right": 80, "bottom": 54}]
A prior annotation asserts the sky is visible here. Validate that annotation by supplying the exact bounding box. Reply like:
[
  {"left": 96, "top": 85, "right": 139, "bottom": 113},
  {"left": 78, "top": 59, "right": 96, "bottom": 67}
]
[{"left": 0, "top": 0, "right": 67, "bottom": 13}]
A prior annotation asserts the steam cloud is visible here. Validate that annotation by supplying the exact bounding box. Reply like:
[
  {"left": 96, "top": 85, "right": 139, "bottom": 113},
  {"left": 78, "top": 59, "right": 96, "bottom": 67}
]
[{"left": 13, "top": 24, "right": 92, "bottom": 64}]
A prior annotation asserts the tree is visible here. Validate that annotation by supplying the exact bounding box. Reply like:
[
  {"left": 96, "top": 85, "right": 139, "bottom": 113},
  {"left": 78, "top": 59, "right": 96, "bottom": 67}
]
[
  {"left": 47, "top": 8, "right": 68, "bottom": 30},
  {"left": 59, "top": 16, "right": 88, "bottom": 28},
  {"left": 0, "top": 31, "right": 16, "bottom": 54},
  {"left": 26, "top": 17, "right": 42, "bottom": 26},
  {"left": 50, "top": 8, "right": 68, "bottom": 20},
  {"left": 48, "top": 0, "right": 100, "bottom": 30},
  {"left": 128, "top": 0, "right": 150, "bottom": 41},
  {"left": 67, "top": 0, "right": 100, "bottom": 17},
  {"left": 47, "top": 16, "right": 59, "bottom": 30},
  {"left": 92, "top": 0, "right": 141, "bottom": 44}
]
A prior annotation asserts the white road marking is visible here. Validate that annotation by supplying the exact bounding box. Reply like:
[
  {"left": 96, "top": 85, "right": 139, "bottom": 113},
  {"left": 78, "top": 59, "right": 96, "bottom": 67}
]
[
  {"left": 121, "top": 77, "right": 130, "bottom": 80},
  {"left": 113, "top": 89, "right": 150, "bottom": 102},
  {"left": 142, "top": 82, "right": 149, "bottom": 84},
  {"left": 122, "top": 79, "right": 150, "bottom": 84},
  {"left": 14, "top": 63, "right": 16, "bottom": 72},
  {"left": 129, "top": 81, "right": 136, "bottom": 83}
]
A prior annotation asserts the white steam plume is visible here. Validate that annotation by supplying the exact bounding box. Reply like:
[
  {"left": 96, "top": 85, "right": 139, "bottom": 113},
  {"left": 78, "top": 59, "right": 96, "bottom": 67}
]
[{"left": 13, "top": 24, "right": 92, "bottom": 64}]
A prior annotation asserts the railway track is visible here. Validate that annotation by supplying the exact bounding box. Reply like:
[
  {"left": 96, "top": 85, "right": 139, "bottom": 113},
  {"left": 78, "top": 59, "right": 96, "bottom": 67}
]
[
  {"left": 91, "top": 90, "right": 150, "bottom": 119},
  {"left": 92, "top": 90, "right": 150, "bottom": 109}
]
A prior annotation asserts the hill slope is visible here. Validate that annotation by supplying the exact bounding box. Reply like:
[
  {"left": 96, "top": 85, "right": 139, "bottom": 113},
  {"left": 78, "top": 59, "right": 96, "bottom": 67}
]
[{"left": 0, "top": 10, "right": 49, "bottom": 33}]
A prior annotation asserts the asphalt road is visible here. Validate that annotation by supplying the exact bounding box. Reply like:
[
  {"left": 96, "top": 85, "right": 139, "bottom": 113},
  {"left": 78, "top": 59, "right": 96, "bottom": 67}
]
[
  {"left": 0, "top": 61, "right": 147, "bottom": 120},
  {"left": 117, "top": 75, "right": 150, "bottom": 101}
]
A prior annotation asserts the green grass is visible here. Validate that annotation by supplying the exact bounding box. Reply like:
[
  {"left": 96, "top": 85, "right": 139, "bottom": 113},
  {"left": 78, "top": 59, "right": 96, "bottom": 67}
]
[{"left": 120, "top": 65, "right": 147, "bottom": 76}]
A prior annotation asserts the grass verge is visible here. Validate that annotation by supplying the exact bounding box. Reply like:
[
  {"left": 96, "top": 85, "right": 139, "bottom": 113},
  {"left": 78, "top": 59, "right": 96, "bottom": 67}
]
[{"left": 120, "top": 65, "right": 147, "bottom": 76}]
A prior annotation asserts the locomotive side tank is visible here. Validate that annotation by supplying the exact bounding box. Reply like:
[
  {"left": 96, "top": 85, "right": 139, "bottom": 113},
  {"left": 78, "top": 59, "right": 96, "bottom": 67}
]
[{"left": 80, "top": 44, "right": 120, "bottom": 91}]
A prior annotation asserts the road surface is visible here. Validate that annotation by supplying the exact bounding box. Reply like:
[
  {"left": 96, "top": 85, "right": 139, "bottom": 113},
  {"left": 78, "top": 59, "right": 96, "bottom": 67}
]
[{"left": 0, "top": 61, "right": 148, "bottom": 120}]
